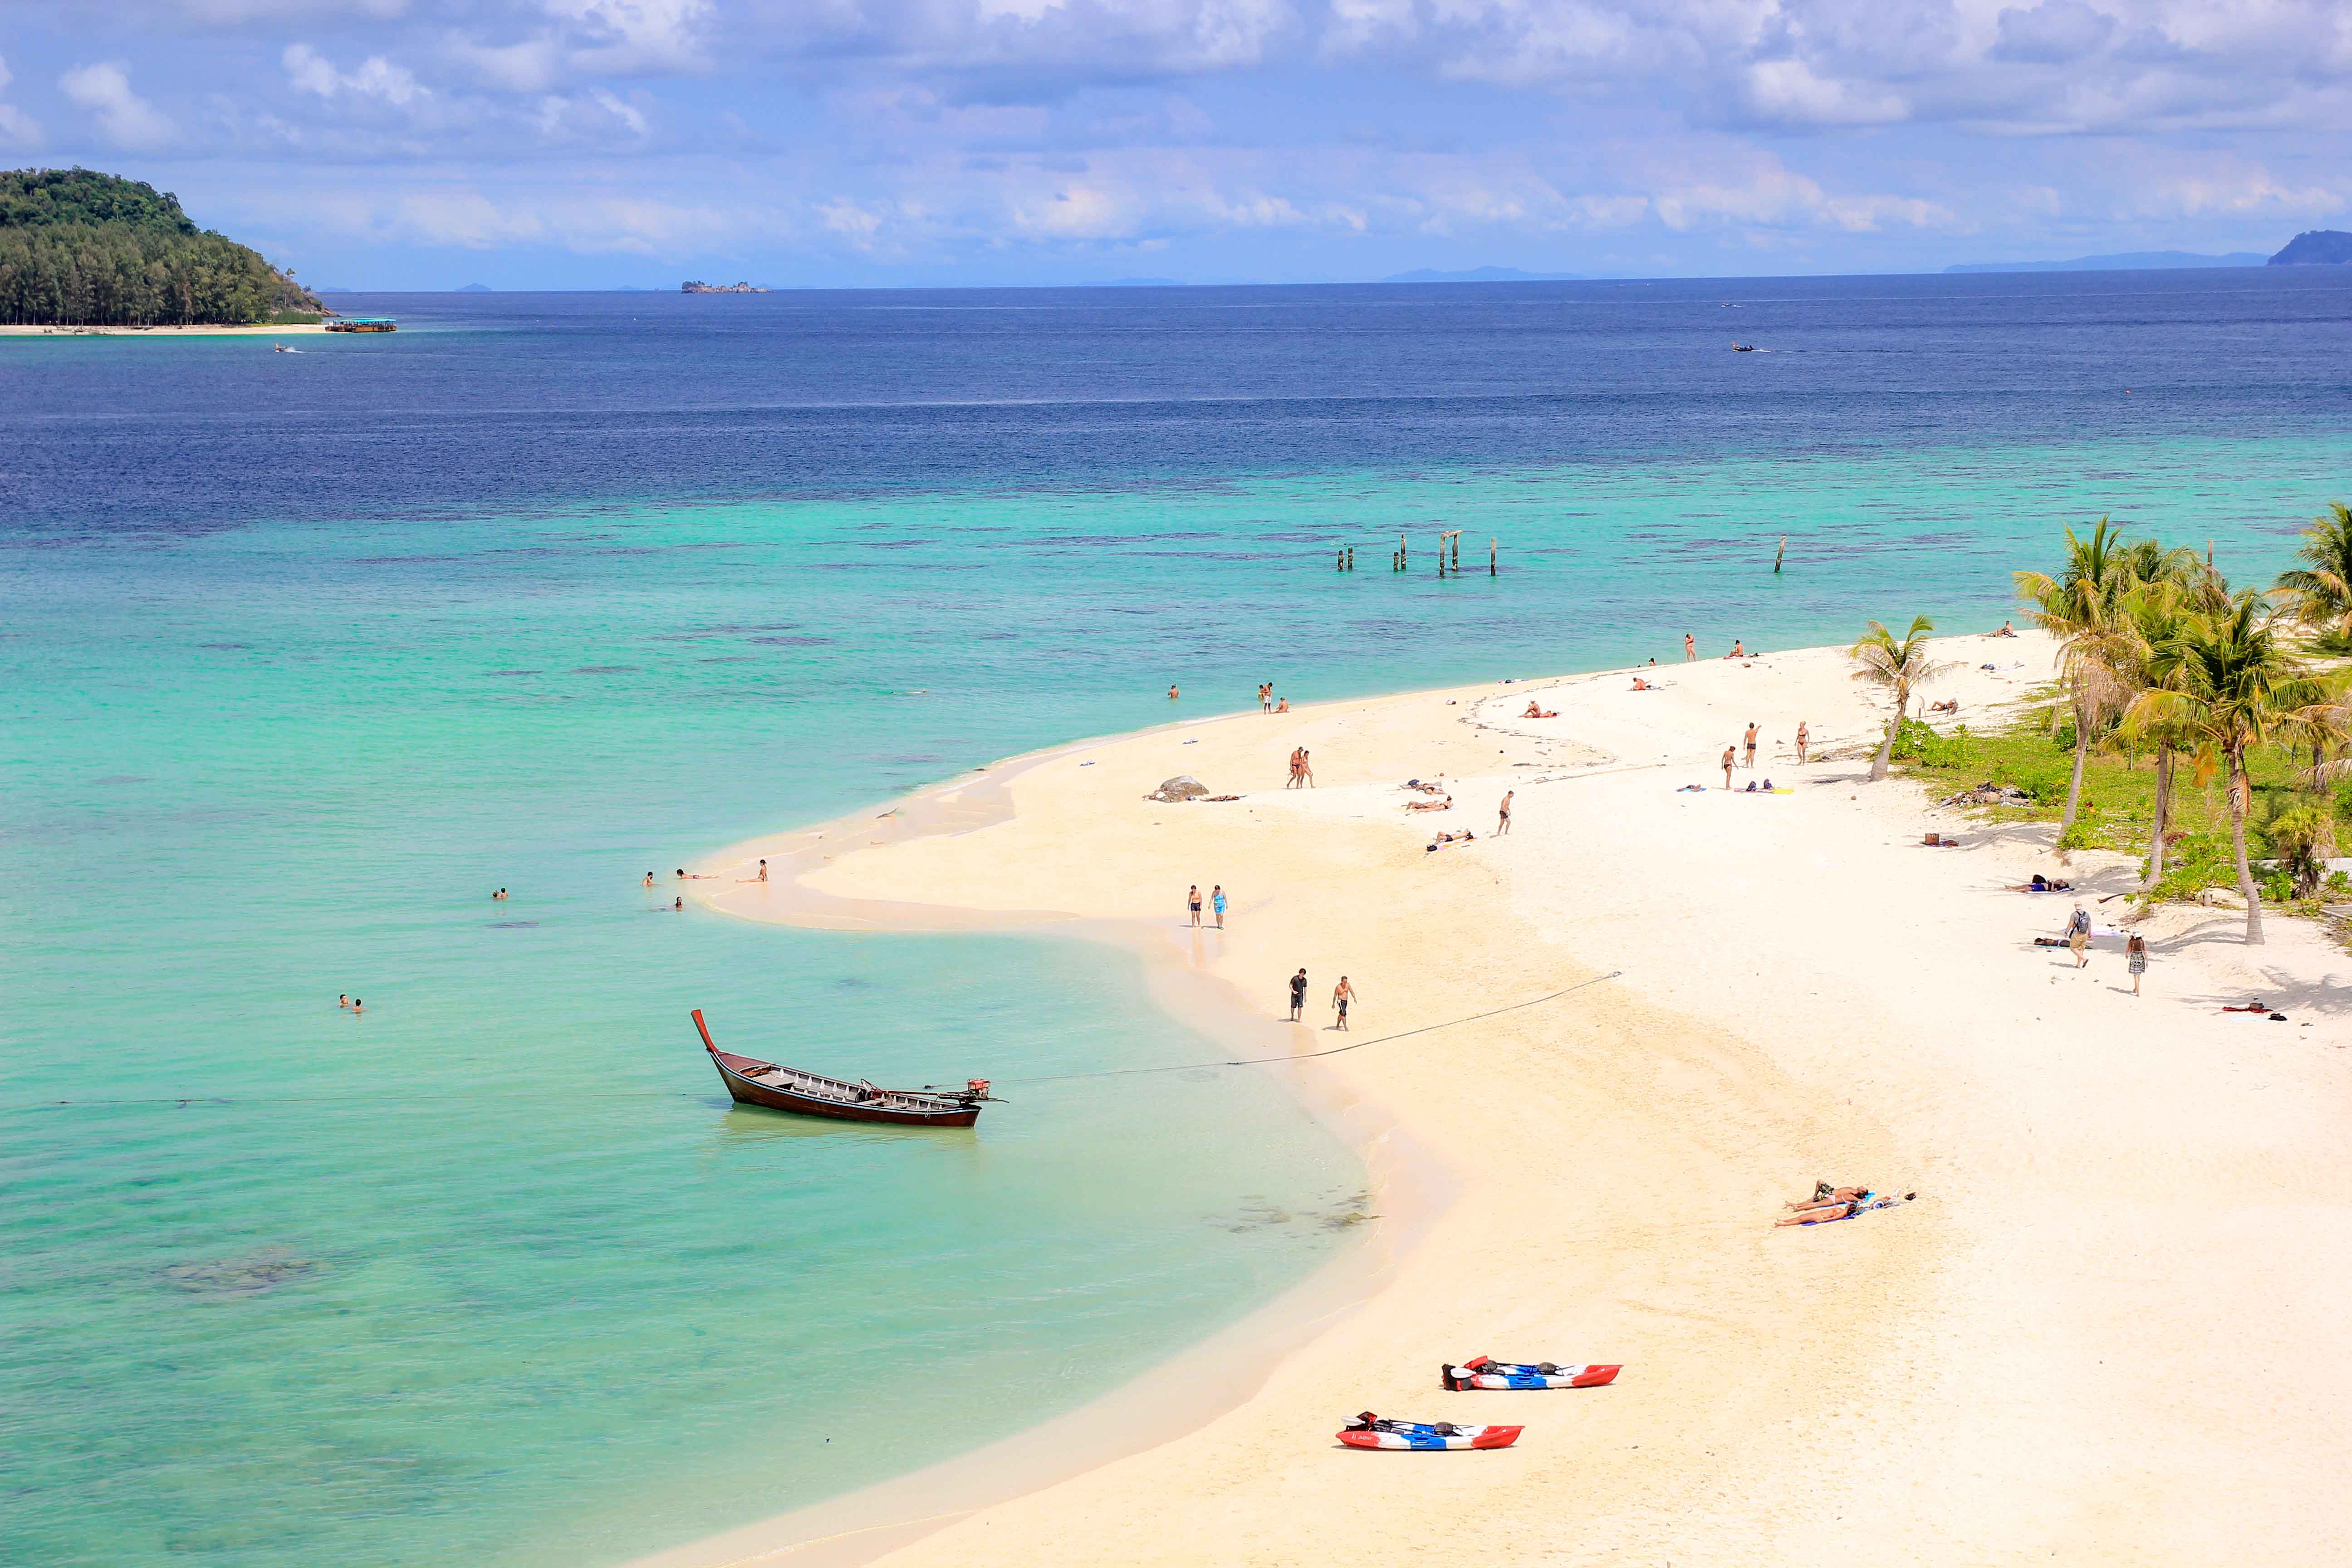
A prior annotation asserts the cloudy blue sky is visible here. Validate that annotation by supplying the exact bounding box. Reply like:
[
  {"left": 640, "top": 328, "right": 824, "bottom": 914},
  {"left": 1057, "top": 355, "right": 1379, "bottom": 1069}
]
[{"left": 0, "top": 0, "right": 2345, "bottom": 286}]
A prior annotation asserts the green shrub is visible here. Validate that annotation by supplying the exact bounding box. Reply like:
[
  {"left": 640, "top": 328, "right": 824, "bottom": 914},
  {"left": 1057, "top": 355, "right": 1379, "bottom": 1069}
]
[
  {"left": 1892, "top": 719, "right": 1976, "bottom": 769},
  {"left": 2153, "top": 833, "right": 2236, "bottom": 901}
]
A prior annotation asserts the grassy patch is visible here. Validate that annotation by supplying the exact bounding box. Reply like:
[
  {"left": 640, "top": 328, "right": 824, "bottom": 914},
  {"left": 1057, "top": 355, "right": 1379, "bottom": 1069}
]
[{"left": 1891, "top": 712, "right": 2350, "bottom": 910}]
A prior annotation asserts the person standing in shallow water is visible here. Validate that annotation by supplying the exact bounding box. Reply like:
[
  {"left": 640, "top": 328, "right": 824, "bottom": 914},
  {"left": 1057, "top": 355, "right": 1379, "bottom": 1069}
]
[
  {"left": 1211, "top": 884, "right": 1226, "bottom": 928},
  {"left": 1187, "top": 884, "right": 1202, "bottom": 926},
  {"left": 1288, "top": 968, "right": 1308, "bottom": 1021},
  {"left": 1684, "top": 633, "right": 1696, "bottom": 662},
  {"left": 1332, "top": 976, "right": 1356, "bottom": 1031}
]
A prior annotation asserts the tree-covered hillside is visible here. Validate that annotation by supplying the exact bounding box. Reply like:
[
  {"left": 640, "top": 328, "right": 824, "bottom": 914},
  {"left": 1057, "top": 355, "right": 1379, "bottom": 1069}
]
[{"left": 0, "top": 168, "right": 323, "bottom": 327}]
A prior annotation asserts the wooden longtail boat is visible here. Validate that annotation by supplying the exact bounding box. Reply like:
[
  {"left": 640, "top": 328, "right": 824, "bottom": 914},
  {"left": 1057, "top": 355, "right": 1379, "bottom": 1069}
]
[{"left": 691, "top": 1009, "right": 994, "bottom": 1127}]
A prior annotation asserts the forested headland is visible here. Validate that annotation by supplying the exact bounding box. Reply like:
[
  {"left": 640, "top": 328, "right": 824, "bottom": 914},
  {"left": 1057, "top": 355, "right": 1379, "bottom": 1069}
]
[{"left": 0, "top": 168, "right": 323, "bottom": 327}]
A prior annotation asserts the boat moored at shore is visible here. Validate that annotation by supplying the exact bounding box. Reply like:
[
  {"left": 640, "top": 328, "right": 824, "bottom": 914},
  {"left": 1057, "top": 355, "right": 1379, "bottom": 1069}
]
[{"left": 691, "top": 1009, "right": 995, "bottom": 1126}]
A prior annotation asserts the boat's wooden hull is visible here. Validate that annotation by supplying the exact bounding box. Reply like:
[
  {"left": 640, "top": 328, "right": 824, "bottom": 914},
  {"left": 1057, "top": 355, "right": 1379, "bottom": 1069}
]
[
  {"left": 692, "top": 1010, "right": 985, "bottom": 1127},
  {"left": 711, "top": 1055, "right": 980, "bottom": 1126}
]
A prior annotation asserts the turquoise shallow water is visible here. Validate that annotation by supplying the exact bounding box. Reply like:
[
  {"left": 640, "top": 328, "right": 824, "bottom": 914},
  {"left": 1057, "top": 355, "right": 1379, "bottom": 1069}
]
[{"left": 5, "top": 276, "right": 2350, "bottom": 1567}]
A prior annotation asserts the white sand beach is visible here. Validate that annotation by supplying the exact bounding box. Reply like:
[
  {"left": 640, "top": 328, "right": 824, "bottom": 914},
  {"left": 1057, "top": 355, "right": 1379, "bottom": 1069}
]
[
  {"left": 0, "top": 323, "right": 332, "bottom": 336},
  {"left": 668, "top": 631, "right": 2352, "bottom": 1567}
]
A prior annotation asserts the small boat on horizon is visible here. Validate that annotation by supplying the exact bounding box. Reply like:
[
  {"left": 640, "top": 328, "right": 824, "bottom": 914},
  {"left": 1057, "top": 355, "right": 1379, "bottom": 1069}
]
[{"left": 691, "top": 1009, "right": 996, "bottom": 1127}]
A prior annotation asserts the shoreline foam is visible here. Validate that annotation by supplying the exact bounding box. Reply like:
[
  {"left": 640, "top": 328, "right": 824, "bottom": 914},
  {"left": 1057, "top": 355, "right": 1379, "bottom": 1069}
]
[{"left": 668, "top": 630, "right": 2352, "bottom": 1566}]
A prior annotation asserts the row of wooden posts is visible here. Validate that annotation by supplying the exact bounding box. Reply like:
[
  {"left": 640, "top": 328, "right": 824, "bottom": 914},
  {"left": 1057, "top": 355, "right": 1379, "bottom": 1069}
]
[{"left": 1335, "top": 532, "right": 1498, "bottom": 575}]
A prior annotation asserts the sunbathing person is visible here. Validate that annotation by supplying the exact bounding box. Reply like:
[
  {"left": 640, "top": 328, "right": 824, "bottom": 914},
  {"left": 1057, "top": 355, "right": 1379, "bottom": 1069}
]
[
  {"left": 1406, "top": 796, "right": 1453, "bottom": 812},
  {"left": 1777, "top": 1190, "right": 1916, "bottom": 1225},
  {"left": 2007, "top": 873, "right": 2071, "bottom": 892},
  {"left": 1929, "top": 698, "right": 1960, "bottom": 714},
  {"left": 1426, "top": 830, "right": 1475, "bottom": 851},
  {"left": 1522, "top": 701, "right": 1558, "bottom": 719},
  {"left": 1787, "top": 1182, "right": 1867, "bottom": 1208},
  {"left": 1631, "top": 676, "right": 1649, "bottom": 691}
]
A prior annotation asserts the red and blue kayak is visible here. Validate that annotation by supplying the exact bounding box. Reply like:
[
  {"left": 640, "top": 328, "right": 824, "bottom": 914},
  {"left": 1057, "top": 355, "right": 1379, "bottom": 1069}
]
[
  {"left": 1442, "top": 1356, "right": 1621, "bottom": 1391},
  {"left": 1338, "top": 1415, "right": 1522, "bottom": 1451}
]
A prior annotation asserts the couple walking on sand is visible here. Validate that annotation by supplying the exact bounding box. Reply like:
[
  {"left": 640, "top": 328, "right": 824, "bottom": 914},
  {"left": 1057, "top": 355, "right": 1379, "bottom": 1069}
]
[
  {"left": 1287, "top": 968, "right": 1357, "bottom": 1029},
  {"left": 1287, "top": 747, "right": 1314, "bottom": 788},
  {"left": 1187, "top": 883, "right": 1228, "bottom": 928},
  {"left": 2059, "top": 906, "right": 2150, "bottom": 994}
]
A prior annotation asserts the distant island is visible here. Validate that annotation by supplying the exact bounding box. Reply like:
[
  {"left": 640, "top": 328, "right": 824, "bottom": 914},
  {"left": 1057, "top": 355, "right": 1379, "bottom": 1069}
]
[
  {"left": 1944, "top": 250, "right": 2264, "bottom": 274},
  {"left": 682, "top": 280, "right": 768, "bottom": 294},
  {"left": 0, "top": 167, "right": 322, "bottom": 327},
  {"left": 1384, "top": 266, "right": 1588, "bottom": 284},
  {"left": 2268, "top": 231, "right": 2352, "bottom": 265}
]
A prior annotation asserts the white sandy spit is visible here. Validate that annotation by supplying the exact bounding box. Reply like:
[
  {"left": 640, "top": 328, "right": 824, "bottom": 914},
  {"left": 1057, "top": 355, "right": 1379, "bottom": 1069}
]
[{"left": 656, "top": 630, "right": 2352, "bottom": 1568}]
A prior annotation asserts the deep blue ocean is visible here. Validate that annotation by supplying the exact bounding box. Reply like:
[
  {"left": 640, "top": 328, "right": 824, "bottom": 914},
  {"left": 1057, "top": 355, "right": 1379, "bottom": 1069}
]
[{"left": 4, "top": 270, "right": 2349, "bottom": 1568}]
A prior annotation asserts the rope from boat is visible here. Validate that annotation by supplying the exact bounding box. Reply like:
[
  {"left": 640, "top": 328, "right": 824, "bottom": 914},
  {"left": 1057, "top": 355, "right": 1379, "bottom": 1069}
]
[
  {"left": 3, "top": 973, "right": 1620, "bottom": 1111},
  {"left": 1002, "top": 970, "right": 1622, "bottom": 1085}
]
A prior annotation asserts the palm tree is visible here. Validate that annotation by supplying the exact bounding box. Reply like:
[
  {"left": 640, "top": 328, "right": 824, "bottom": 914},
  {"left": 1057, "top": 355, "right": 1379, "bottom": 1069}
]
[
  {"left": 2131, "top": 592, "right": 2324, "bottom": 944},
  {"left": 1850, "top": 615, "right": 1953, "bottom": 780},
  {"left": 2115, "top": 580, "right": 2196, "bottom": 899},
  {"left": 2264, "top": 801, "right": 2338, "bottom": 899},
  {"left": 2118, "top": 536, "right": 2202, "bottom": 591},
  {"left": 2274, "top": 501, "right": 2352, "bottom": 650},
  {"left": 2016, "top": 519, "right": 2141, "bottom": 831}
]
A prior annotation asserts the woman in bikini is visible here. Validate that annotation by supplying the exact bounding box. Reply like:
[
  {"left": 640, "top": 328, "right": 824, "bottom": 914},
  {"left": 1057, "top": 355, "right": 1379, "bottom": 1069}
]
[{"left": 1795, "top": 721, "right": 1809, "bottom": 764}]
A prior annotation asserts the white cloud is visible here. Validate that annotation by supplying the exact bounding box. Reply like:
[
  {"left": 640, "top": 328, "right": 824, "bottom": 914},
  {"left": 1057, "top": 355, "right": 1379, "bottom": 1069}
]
[
  {"left": 531, "top": 87, "right": 652, "bottom": 139},
  {"left": 59, "top": 62, "right": 178, "bottom": 149},
  {"left": 546, "top": 0, "right": 712, "bottom": 73},
  {"left": 0, "top": 52, "right": 39, "bottom": 146},
  {"left": 283, "top": 43, "right": 426, "bottom": 105},
  {"left": 445, "top": 33, "right": 565, "bottom": 94},
  {"left": 1011, "top": 179, "right": 1142, "bottom": 238},
  {"left": 1744, "top": 59, "right": 1909, "bottom": 126}
]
